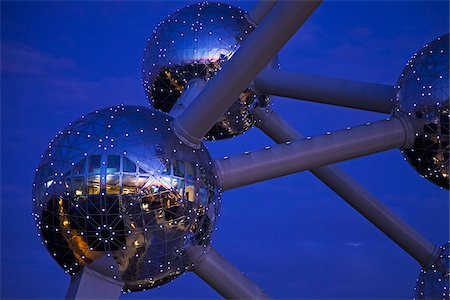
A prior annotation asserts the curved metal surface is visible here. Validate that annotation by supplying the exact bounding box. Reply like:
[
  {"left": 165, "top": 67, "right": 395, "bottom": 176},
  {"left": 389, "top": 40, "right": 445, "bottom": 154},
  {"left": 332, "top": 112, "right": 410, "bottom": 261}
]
[
  {"left": 394, "top": 33, "right": 449, "bottom": 189},
  {"left": 32, "top": 105, "right": 221, "bottom": 293},
  {"left": 142, "top": 2, "right": 276, "bottom": 140}
]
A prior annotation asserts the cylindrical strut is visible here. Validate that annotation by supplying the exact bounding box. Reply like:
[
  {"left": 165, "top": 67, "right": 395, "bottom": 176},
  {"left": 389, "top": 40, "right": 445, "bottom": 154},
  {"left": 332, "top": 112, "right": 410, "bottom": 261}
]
[
  {"left": 253, "top": 107, "right": 438, "bottom": 268},
  {"left": 247, "top": 0, "right": 277, "bottom": 25},
  {"left": 254, "top": 68, "right": 395, "bottom": 114},
  {"left": 185, "top": 246, "right": 271, "bottom": 299},
  {"left": 172, "top": 0, "right": 322, "bottom": 147},
  {"left": 216, "top": 115, "right": 416, "bottom": 191}
]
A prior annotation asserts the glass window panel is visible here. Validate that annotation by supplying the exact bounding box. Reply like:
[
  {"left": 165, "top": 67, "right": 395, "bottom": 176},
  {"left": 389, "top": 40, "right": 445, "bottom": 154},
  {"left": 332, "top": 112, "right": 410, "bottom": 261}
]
[
  {"left": 87, "top": 175, "right": 101, "bottom": 195},
  {"left": 106, "top": 175, "right": 120, "bottom": 195},
  {"left": 88, "top": 155, "right": 101, "bottom": 174},
  {"left": 173, "top": 160, "right": 185, "bottom": 177},
  {"left": 137, "top": 175, "right": 150, "bottom": 190},
  {"left": 161, "top": 161, "right": 170, "bottom": 175},
  {"left": 185, "top": 183, "right": 195, "bottom": 202},
  {"left": 73, "top": 176, "right": 85, "bottom": 196},
  {"left": 138, "top": 167, "right": 147, "bottom": 174},
  {"left": 199, "top": 187, "right": 208, "bottom": 206},
  {"left": 107, "top": 155, "right": 120, "bottom": 173},
  {"left": 123, "top": 156, "right": 136, "bottom": 173},
  {"left": 173, "top": 178, "right": 185, "bottom": 198},
  {"left": 73, "top": 159, "right": 86, "bottom": 175},
  {"left": 123, "top": 175, "right": 137, "bottom": 194},
  {"left": 185, "top": 162, "right": 196, "bottom": 181}
]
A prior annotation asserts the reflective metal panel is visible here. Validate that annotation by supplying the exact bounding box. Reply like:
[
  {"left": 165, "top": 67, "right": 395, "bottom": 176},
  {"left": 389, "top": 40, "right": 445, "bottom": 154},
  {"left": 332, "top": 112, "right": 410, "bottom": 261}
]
[
  {"left": 413, "top": 242, "right": 449, "bottom": 299},
  {"left": 142, "top": 2, "right": 277, "bottom": 140},
  {"left": 32, "top": 105, "right": 221, "bottom": 292},
  {"left": 394, "top": 34, "right": 449, "bottom": 189}
]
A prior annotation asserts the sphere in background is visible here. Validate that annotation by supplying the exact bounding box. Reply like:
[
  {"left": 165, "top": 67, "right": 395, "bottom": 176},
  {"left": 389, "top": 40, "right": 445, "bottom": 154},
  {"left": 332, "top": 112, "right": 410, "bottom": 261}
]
[
  {"left": 32, "top": 105, "right": 221, "bottom": 292},
  {"left": 393, "top": 34, "right": 449, "bottom": 189},
  {"left": 142, "top": 2, "right": 276, "bottom": 140},
  {"left": 413, "top": 242, "right": 449, "bottom": 299}
]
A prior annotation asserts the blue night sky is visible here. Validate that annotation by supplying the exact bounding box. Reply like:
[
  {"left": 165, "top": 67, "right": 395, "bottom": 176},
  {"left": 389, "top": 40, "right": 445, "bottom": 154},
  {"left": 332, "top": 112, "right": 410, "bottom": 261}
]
[{"left": 1, "top": 1, "right": 449, "bottom": 299}]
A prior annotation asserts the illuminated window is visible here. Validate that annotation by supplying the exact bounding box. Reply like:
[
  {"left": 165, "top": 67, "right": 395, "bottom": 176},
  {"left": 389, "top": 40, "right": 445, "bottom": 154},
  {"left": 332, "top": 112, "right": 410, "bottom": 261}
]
[
  {"left": 73, "top": 176, "right": 85, "bottom": 196},
  {"left": 106, "top": 175, "right": 120, "bottom": 195},
  {"left": 87, "top": 175, "right": 100, "bottom": 195},
  {"left": 185, "top": 183, "right": 195, "bottom": 202},
  {"left": 123, "top": 175, "right": 137, "bottom": 194}
]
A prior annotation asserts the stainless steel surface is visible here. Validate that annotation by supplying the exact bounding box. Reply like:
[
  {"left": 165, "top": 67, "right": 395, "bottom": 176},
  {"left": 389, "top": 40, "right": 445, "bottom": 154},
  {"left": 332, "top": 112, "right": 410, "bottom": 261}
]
[
  {"left": 414, "top": 242, "right": 449, "bottom": 299},
  {"left": 65, "top": 264, "right": 124, "bottom": 300},
  {"left": 254, "top": 68, "right": 395, "bottom": 113},
  {"left": 254, "top": 106, "right": 438, "bottom": 268},
  {"left": 186, "top": 246, "right": 271, "bottom": 299},
  {"left": 216, "top": 115, "right": 415, "bottom": 190},
  {"left": 142, "top": 2, "right": 275, "bottom": 140},
  {"left": 32, "top": 105, "right": 221, "bottom": 293},
  {"left": 172, "top": 0, "right": 322, "bottom": 146},
  {"left": 393, "top": 33, "right": 449, "bottom": 189},
  {"left": 247, "top": 0, "right": 277, "bottom": 25}
]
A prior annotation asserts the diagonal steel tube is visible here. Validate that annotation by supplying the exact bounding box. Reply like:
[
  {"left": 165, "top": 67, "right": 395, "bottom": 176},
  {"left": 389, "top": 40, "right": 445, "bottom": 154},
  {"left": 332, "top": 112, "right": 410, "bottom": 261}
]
[
  {"left": 185, "top": 246, "right": 271, "bottom": 299},
  {"left": 215, "top": 114, "right": 416, "bottom": 190},
  {"left": 252, "top": 107, "right": 438, "bottom": 268},
  {"left": 254, "top": 69, "right": 395, "bottom": 113},
  {"left": 247, "top": 0, "right": 277, "bottom": 25},
  {"left": 172, "top": 0, "right": 322, "bottom": 147},
  {"left": 65, "top": 255, "right": 124, "bottom": 300}
]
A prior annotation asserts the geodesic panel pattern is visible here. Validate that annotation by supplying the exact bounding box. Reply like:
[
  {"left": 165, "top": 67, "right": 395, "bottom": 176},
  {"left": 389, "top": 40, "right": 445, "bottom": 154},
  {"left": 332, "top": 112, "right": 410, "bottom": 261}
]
[
  {"left": 394, "top": 34, "right": 449, "bottom": 189},
  {"left": 142, "top": 1, "right": 276, "bottom": 140},
  {"left": 32, "top": 105, "right": 221, "bottom": 292},
  {"left": 413, "top": 243, "right": 449, "bottom": 300}
]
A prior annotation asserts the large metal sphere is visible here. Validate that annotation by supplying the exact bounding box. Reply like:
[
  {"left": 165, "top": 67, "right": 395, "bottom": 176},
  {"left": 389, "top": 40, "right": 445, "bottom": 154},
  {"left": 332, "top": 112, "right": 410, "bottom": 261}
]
[
  {"left": 142, "top": 2, "right": 276, "bottom": 140},
  {"left": 32, "top": 105, "right": 221, "bottom": 292},
  {"left": 393, "top": 34, "right": 449, "bottom": 189},
  {"left": 413, "top": 242, "right": 449, "bottom": 299}
]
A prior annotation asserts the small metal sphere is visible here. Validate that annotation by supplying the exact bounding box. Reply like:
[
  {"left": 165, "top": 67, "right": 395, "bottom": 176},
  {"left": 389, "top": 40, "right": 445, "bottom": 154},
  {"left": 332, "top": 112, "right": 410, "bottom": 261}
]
[
  {"left": 413, "top": 242, "right": 449, "bottom": 299},
  {"left": 32, "top": 105, "right": 221, "bottom": 292},
  {"left": 142, "top": 1, "right": 277, "bottom": 140},
  {"left": 393, "top": 33, "right": 449, "bottom": 189}
]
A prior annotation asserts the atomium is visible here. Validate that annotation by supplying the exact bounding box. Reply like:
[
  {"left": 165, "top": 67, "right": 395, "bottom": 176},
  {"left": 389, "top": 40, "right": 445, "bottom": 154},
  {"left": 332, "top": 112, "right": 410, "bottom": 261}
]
[
  {"left": 394, "top": 33, "right": 449, "bottom": 189},
  {"left": 142, "top": 2, "right": 277, "bottom": 140},
  {"left": 32, "top": 105, "right": 221, "bottom": 292},
  {"left": 31, "top": 1, "right": 449, "bottom": 299}
]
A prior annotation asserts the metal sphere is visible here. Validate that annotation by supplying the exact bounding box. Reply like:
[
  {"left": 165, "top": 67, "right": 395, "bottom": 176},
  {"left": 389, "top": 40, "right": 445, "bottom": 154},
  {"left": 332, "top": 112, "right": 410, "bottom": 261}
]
[
  {"left": 413, "top": 242, "right": 449, "bottom": 300},
  {"left": 32, "top": 105, "right": 221, "bottom": 292},
  {"left": 393, "top": 34, "right": 449, "bottom": 189},
  {"left": 142, "top": 1, "right": 276, "bottom": 140}
]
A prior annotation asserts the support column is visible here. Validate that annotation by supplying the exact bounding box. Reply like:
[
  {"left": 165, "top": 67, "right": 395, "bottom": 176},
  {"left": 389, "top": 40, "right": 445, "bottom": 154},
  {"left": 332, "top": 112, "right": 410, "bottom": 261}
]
[
  {"left": 252, "top": 107, "right": 438, "bottom": 268},
  {"left": 65, "top": 267, "right": 123, "bottom": 300},
  {"left": 186, "top": 246, "right": 271, "bottom": 299},
  {"left": 216, "top": 114, "right": 415, "bottom": 191},
  {"left": 247, "top": 0, "right": 277, "bottom": 25},
  {"left": 254, "top": 69, "right": 395, "bottom": 113}
]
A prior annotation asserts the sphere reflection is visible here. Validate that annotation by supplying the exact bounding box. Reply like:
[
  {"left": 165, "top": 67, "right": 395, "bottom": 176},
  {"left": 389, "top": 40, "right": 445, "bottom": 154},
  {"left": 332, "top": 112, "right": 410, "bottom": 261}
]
[
  {"left": 142, "top": 2, "right": 276, "bottom": 140},
  {"left": 413, "top": 243, "right": 449, "bottom": 299},
  {"left": 394, "top": 34, "right": 449, "bottom": 189},
  {"left": 32, "top": 105, "right": 221, "bottom": 292}
]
